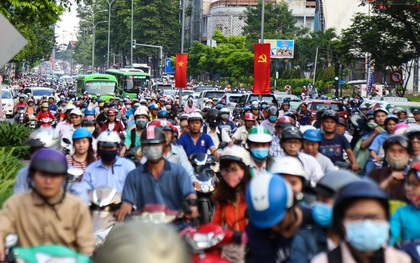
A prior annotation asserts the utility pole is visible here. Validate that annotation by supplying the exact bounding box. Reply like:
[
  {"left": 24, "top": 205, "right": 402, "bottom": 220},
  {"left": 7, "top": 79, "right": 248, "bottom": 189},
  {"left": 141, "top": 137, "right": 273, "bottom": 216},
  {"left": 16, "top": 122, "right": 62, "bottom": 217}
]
[{"left": 106, "top": 0, "right": 115, "bottom": 69}]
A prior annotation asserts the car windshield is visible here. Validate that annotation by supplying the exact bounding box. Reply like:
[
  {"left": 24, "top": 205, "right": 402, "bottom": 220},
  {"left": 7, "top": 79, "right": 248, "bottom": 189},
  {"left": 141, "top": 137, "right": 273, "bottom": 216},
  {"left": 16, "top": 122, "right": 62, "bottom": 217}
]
[
  {"left": 85, "top": 81, "right": 115, "bottom": 95},
  {"left": 311, "top": 103, "right": 343, "bottom": 111},
  {"left": 205, "top": 92, "right": 224, "bottom": 98},
  {"left": 33, "top": 89, "right": 52, "bottom": 96},
  {"left": 2, "top": 91, "right": 11, "bottom": 99},
  {"left": 249, "top": 95, "right": 276, "bottom": 104},
  {"left": 228, "top": 95, "right": 241, "bottom": 103}
]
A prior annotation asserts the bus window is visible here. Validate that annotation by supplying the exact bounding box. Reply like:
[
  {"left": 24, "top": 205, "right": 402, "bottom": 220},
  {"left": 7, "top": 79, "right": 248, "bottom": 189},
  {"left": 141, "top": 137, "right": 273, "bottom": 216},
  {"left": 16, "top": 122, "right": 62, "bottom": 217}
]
[{"left": 85, "top": 81, "right": 115, "bottom": 95}]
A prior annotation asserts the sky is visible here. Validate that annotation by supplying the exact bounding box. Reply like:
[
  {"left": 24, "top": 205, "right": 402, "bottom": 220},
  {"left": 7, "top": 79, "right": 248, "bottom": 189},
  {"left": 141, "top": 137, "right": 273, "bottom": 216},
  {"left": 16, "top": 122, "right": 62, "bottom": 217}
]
[{"left": 55, "top": 2, "right": 79, "bottom": 45}]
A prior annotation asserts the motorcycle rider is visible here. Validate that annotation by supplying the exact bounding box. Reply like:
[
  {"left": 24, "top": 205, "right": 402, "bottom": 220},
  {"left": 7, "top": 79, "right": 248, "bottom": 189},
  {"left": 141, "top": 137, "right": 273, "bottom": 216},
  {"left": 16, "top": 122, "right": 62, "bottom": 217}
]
[
  {"left": 269, "top": 116, "right": 295, "bottom": 158},
  {"left": 203, "top": 109, "right": 232, "bottom": 149},
  {"left": 260, "top": 106, "right": 278, "bottom": 135},
  {"left": 405, "top": 126, "right": 420, "bottom": 161},
  {"left": 100, "top": 108, "right": 125, "bottom": 135},
  {"left": 56, "top": 104, "right": 76, "bottom": 136},
  {"left": 410, "top": 108, "right": 420, "bottom": 126},
  {"left": 251, "top": 101, "right": 264, "bottom": 124},
  {"left": 302, "top": 129, "right": 336, "bottom": 174},
  {"left": 66, "top": 128, "right": 97, "bottom": 179},
  {"left": 184, "top": 99, "right": 196, "bottom": 114},
  {"left": 14, "top": 94, "right": 28, "bottom": 114},
  {"left": 81, "top": 131, "right": 136, "bottom": 194},
  {"left": 219, "top": 107, "right": 235, "bottom": 132},
  {"left": 232, "top": 112, "right": 256, "bottom": 144},
  {"left": 115, "top": 125, "right": 197, "bottom": 221},
  {"left": 61, "top": 108, "right": 84, "bottom": 153},
  {"left": 247, "top": 126, "right": 275, "bottom": 177},
  {"left": 0, "top": 148, "right": 95, "bottom": 259},
  {"left": 47, "top": 96, "right": 58, "bottom": 113},
  {"left": 121, "top": 108, "right": 149, "bottom": 156},
  {"left": 35, "top": 102, "right": 56, "bottom": 123}
]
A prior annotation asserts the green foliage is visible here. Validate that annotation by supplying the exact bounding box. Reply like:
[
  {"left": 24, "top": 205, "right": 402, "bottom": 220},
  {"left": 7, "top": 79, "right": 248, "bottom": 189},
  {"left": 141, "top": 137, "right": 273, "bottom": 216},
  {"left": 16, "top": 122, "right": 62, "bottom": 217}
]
[
  {"left": 0, "top": 148, "right": 24, "bottom": 207},
  {"left": 0, "top": 122, "right": 31, "bottom": 159},
  {"left": 280, "top": 68, "right": 300, "bottom": 79},
  {"left": 316, "top": 66, "right": 335, "bottom": 83},
  {"left": 276, "top": 78, "right": 332, "bottom": 95}
]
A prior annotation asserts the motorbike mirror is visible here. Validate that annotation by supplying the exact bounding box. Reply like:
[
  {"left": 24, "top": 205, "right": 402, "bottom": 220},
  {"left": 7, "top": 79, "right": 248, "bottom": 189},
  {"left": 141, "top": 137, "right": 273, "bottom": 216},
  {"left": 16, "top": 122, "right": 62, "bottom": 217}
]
[
  {"left": 5, "top": 234, "right": 18, "bottom": 248},
  {"left": 218, "top": 141, "right": 228, "bottom": 150},
  {"left": 234, "top": 139, "right": 243, "bottom": 146},
  {"left": 67, "top": 167, "right": 83, "bottom": 180},
  {"left": 62, "top": 138, "right": 71, "bottom": 144},
  {"left": 206, "top": 155, "right": 216, "bottom": 164}
]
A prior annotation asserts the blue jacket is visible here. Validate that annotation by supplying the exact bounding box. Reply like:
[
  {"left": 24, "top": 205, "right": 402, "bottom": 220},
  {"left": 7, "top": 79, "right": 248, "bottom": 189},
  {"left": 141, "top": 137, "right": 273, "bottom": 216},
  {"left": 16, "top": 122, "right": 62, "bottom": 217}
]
[
  {"left": 390, "top": 204, "right": 420, "bottom": 245},
  {"left": 289, "top": 224, "right": 328, "bottom": 263}
]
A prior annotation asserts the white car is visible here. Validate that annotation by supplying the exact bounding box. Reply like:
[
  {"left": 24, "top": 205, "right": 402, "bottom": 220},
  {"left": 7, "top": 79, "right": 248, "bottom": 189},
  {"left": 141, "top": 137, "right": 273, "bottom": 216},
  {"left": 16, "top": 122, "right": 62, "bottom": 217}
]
[
  {"left": 23, "top": 87, "right": 53, "bottom": 101},
  {"left": 1, "top": 88, "right": 15, "bottom": 118}
]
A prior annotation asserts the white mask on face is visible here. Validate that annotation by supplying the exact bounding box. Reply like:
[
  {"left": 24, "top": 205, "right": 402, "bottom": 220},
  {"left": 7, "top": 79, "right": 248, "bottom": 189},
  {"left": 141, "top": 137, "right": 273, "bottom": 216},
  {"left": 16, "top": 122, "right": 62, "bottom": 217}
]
[{"left": 143, "top": 145, "right": 163, "bottom": 162}]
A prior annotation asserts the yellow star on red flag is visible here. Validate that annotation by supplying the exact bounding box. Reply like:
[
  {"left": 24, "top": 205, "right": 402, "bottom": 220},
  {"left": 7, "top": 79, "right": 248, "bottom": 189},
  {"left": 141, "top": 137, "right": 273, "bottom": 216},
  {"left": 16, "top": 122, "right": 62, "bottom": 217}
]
[{"left": 178, "top": 61, "right": 184, "bottom": 67}]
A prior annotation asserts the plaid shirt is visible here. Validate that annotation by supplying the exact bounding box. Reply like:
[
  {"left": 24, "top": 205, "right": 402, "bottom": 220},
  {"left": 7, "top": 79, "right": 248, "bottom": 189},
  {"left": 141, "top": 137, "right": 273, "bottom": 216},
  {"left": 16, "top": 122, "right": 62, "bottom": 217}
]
[{"left": 269, "top": 135, "right": 284, "bottom": 158}]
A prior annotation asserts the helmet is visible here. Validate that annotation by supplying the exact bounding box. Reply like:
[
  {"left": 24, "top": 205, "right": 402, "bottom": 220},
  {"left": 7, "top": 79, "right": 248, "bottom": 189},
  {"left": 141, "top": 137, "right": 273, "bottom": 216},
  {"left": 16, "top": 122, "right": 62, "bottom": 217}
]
[
  {"left": 41, "top": 102, "right": 48, "bottom": 108},
  {"left": 158, "top": 110, "right": 169, "bottom": 119},
  {"left": 30, "top": 148, "right": 68, "bottom": 174},
  {"left": 151, "top": 119, "right": 174, "bottom": 132},
  {"left": 220, "top": 145, "right": 251, "bottom": 166},
  {"left": 394, "top": 122, "right": 409, "bottom": 135},
  {"left": 383, "top": 134, "right": 413, "bottom": 155},
  {"left": 267, "top": 106, "right": 277, "bottom": 117},
  {"left": 333, "top": 179, "right": 390, "bottom": 237},
  {"left": 405, "top": 125, "right": 420, "bottom": 138},
  {"left": 97, "top": 131, "right": 121, "bottom": 147},
  {"left": 321, "top": 110, "right": 339, "bottom": 123},
  {"left": 366, "top": 109, "right": 374, "bottom": 116},
  {"left": 107, "top": 108, "right": 117, "bottom": 116},
  {"left": 313, "top": 170, "right": 360, "bottom": 197},
  {"left": 215, "top": 104, "right": 225, "bottom": 110},
  {"left": 93, "top": 221, "right": 189, "bottom": 263},
  {"left": 247, "top": 126, "right": 272, "bottom": 143},
  {"left": 397, "top": 108, "right": 407, "bottom": 114},
  {"left": 187, "top": 112, "right": 203, "bottom": 122},
  {"left": 246, "top": 173, "right": 294, "bottom": 228},
  {"left": 243, "top": 106, "right": 251, "bottom": 112},
  {"left": 25, "top": 128, "right": 60, "bottom": 148},
  {"left": 70, "top": 109, "right": 83, "bottom": 117},
  {"left": 284, "top": 111, "right": 297, "bottom": 122},
  {"left": 251, "top": 103, "right": 259, "bottom": 110},
  {"left": 303, "top": 129, "right": 322, "bottom": 142},
  {"left": 374, "top": 108, "right": 389, "bottom": 116},
  {"left": 338, "top": 117, "right": 347, "bottom": 127},
  {"left": 359, "top": 104, "right": 368, "bottom": 110},
  {"left": 271, "top": 157, "right": 309, "bottom": 182},
  {"left": 149, "top": 104, "right": 159, "bottom": 110},
  {"left": 411, "top": 108, "right": 420, "bottom": 114},
  {"left": 281, "top": 126, "right": 303, "bottom": 140},
  {"left": 134, "top": 108, "right": 149, "bottom": 119},
  {"left": 243, "top": 112, "right": 256, "bottom": 121},
  {"left": 206, "top": 109, "right": 220, "bottom": 122},
  {"left": 141, "top": 125, "right": 166, "bottom": 144},
  {"left": 384, "top": 114, "right": 399, "bottom": 126},
  {"left": 72, "top": 128, "right": 92, "bottom": 140},
  {"left": 275, "top": 116, "right": 295, "bottom": 128},
  {"left": 220, "top": 108, "right": 229, "bottom": 114},
  {"left": 80, "top": 102, "right": 88, "bottom": 108},
  {"left": 84, "top": 107, "right": 95, "bottom": 115}
]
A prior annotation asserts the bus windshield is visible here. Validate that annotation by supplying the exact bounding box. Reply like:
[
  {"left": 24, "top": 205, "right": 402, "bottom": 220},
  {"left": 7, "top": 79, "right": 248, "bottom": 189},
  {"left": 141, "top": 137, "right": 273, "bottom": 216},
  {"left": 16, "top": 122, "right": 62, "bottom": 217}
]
[
  {"left": 125, "top": 76, "right": 149, "bottom": 92},
  {"left": 85, "top": 81, "right": 115, "bottom": 95}
]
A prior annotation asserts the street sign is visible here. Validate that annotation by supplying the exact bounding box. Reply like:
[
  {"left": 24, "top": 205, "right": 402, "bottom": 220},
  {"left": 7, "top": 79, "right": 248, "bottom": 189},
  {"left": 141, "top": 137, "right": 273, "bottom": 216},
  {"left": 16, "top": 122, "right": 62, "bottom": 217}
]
[
  {"left": 339, "top": 80, "right": 345, "bottom": 85},
  {"left": 390, "top": 70, "right": 403, "bottom": 84},
  {"left": 165, "top": 58, "right": 174, "bottom": 74},
  {"left": 0, "top": 14, "right": 27, "bottom": 68}
]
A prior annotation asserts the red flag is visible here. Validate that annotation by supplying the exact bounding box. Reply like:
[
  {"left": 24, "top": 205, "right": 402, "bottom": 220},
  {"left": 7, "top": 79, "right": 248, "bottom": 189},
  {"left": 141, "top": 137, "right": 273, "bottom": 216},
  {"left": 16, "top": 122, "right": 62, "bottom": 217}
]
[
  {"left": 175, "top": 53, "right": 188, "bottom": 88},
  {"left": 253, "top": 43, "right": 271, "bottom": 94}
]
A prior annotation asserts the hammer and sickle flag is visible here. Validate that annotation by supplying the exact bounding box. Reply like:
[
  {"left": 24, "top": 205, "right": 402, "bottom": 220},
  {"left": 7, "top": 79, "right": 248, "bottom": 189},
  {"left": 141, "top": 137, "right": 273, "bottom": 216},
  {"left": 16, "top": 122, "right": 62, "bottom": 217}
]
[
  {"left": 253, "top": 43, "right": 271, "bottom": 94},
  {"left": 175, "top": 53, "right": 188, "bottom": 88}
]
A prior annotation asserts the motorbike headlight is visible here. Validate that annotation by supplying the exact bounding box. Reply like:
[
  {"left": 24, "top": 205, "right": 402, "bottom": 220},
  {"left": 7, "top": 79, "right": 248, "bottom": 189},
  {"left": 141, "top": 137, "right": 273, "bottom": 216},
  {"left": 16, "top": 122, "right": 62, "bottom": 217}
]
[
  {"left": 185, "top": 232, "right": 225, "bottom": 250},
  {"left": 133, "top": 211, "right": 176, "bottom": 224},
  {"left": 95, "top": 235, "right": 104, "bottom": 247},
  {"left": 200, "top": 185, "right": 214, "bottom": 193}
]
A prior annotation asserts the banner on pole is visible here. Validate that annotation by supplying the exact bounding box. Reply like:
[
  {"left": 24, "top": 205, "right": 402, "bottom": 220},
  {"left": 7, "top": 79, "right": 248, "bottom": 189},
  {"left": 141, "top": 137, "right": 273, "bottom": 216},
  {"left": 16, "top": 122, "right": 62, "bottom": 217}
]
[
  {"left": 175, "top": 54, "right": 188, "bottom": 88},
  {"left": 264, "top": 39, "right": 294, "bottom": 59},
  {"left": 253, "top": 43, "right": 271, "bottom": 95}
]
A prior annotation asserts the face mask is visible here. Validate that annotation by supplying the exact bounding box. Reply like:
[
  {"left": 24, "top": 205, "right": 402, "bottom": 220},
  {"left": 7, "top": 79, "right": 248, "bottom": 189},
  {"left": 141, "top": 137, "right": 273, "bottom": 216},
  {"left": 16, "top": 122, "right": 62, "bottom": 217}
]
[
  {"left": 209, "top": 121, "right": 219, "bottom": 128},
  {"left": 136, "top": 119, "right": 147, "bottom": 129},
  {"left": 312, "top": 202, "right": 333, "bottom": 227},
  {"left": 250, "top": 148, "right": 269, "bottom": 161},
  {"left": 262, "top": 104, "right": 267, "bottom": 109},
  {"left": 385, "top": 155, "right": 408, "bottom": 170},
  {"left": 143, "top": 145, "right": 163, "bottom": 162},
  {"left": 222, "top": 171, "right": 245, "bottom": 188},
  {"left": 269, "top": 116, "right": 277, "bottom": 122},
  {"left": 126, "top": 105, "right": 131, "bottom": 109},
  {"left": 85, "top": 126, "right": 95, "bottom": 133},
  {"left": 221, "top": 114, "right": 229, "bottom": 121},
  {"left": 345, "top": 220, "right": 389, "bottom": 252},
  {"left": 98, "top": 149, "right": 118, "bottom": 164}
]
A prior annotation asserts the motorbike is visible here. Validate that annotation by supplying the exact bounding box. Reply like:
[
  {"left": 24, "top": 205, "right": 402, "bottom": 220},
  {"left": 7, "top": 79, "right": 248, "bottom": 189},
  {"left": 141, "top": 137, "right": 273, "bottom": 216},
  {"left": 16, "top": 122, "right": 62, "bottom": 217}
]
[
  {"left": 16, "top": 106, "right": 26, "bottom": 125},
  {"left": 90, "top": 186, "right": 121, "bottom": 247},
  {"left": 189, "top": 153, "right": 217, "bottom": 225},
  {"left": 38, "top": 117, "right": 55, "bottom": 128},
  {"left": 130, "top": 204, "right": 179, "bottom": 224},
  {"left": 11, "top": 244, "right": 91, "bottom": 263},
  {"left": 182, "top": 223, "right": 238, "bottom": 263},
  {"left": 28, "top": 114, "right": 37, "bottom": 130}
]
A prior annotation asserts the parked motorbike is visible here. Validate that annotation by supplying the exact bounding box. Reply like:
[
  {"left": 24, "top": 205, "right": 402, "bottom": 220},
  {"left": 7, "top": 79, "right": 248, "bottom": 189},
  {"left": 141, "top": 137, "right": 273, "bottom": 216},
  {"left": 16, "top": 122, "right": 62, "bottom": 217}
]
[
  {"left": 189, "top": 153, "right": 217, "bottom": 225},
  {"left": 182, "top": 223, "right": 236, "bottom": 263},
  {"left": 90, "top": 186, "right": 121, "bottom": 247}
]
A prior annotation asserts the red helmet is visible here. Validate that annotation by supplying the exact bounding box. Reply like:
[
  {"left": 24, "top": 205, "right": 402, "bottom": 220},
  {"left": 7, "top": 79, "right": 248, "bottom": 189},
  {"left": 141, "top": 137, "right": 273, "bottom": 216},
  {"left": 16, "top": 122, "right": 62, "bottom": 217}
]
[
  {"left": 244, "top": 112, "right": 256, "bottom": 121},
  {"left": 107, "top": 108, "right": 117, "bottom": 116},
  {"left": 276, "top": 116, "right": 295, "bottom": 128},
  {"left": 125, "top": 99, "right": 132, "bottom": 105}
]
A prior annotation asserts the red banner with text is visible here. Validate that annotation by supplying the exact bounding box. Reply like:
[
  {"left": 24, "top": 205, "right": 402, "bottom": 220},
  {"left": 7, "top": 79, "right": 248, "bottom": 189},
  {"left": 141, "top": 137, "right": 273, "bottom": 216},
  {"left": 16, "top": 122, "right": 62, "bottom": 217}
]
[
  {"left": 253, "top": 43, "right": 271, "bottom": 94},
  {"left": 175, "top": 53, "right": 188, "bottom": 88}
]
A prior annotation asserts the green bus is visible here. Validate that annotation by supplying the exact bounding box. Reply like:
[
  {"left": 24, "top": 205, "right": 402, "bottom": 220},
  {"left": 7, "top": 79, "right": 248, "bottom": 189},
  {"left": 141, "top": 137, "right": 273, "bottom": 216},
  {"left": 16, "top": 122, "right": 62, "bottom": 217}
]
[
  {"left": 76, "top": 74, "right": 118, "bottom": 101},
  {"left": 105, "top": 68, "right": 151, "bottom": 100}
]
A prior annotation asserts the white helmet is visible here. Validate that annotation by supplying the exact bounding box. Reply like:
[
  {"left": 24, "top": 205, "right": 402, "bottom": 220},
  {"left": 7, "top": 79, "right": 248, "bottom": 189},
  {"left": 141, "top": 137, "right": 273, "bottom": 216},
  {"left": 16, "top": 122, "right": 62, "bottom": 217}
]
[
  {"left": 271, "top": 156, "right": 309, "bottom": 181},
  {"left": 188, "top": 112, "right": 203, "bottom": 122},
  {"left": 65, "top": 104, "right": 76, "bottom": 112},
  {"left": 220, "top": 145, "right": 251, "bottom": 166},
  {"left": 220, "top": 108, "right": 229, "bottom": 114},
  {"left": 134, "top": 108, "right": 150, "bottom": 119},
  {"left": 25, "top": 128, "right": 60, "bottom": 148},
  {"left": 97, "top": 131, "right": 121, "bottom": 147}
]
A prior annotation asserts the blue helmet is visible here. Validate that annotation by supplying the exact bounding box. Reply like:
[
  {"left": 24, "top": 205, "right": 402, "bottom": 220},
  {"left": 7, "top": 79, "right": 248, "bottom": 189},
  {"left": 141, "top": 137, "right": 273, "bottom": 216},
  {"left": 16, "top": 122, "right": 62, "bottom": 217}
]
[
  {"left": 215, "top": 104, "right": 226, "bottom": 110},
  {"left": 84, "top": 107, "right": 96, "bottom": 116},
  {"left": 149, "top": 103, "right": 159, "bottom": 110},
  {"left": 72, "top": 128, "right": 92, "bottom": 140},
  {"left": 243, "top": 106, "right": 251, "bottom": 112},
  {"left": 246, "top": 173, "right": 294, "bottom": 229},
  {"left": 303, "top": 129, "right": 322, "bottom": 142},
  {"left": 158, "top": 110, "right": 169, "bottom": 118}
]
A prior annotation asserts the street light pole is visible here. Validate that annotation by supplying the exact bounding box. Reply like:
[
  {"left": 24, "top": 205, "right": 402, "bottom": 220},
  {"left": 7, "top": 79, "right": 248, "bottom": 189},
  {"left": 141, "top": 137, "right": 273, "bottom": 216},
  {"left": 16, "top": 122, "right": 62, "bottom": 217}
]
[
  {"left": 312, "top": 46, "right": 319, "bottom": 86},
  {"left": 107, "top": 0, "right": 115, "bottom": 69},
  {"left": 260, "top": 0, "right": 265, "bottom": 43},
  {"left": 133, "top": 42, "right": 163, "bottom": 78},
  {"left": 130, "top": 0, "right": 134, "bottom": 67}
]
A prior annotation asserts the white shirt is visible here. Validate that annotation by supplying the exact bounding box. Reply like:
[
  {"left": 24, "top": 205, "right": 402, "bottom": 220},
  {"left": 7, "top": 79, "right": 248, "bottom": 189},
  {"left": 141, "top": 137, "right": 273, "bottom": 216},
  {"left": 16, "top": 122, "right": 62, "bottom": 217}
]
[
  {"left": 315, "top": 153, "right": 337, "bottom": 174},
  {"left": 207, "top": 127, "right": 232, "bottom": 149},
  {"left": 250, "top": 158, "right": 267, "bottom": 177}
]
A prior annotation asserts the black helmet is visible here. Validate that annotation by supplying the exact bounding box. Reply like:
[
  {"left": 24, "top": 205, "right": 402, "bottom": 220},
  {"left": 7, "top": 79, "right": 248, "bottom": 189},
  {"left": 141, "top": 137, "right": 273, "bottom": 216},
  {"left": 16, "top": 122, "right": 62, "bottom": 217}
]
[
  {"left": 313, "top": 170, "right": 360, "bottom": 197},
  {"left": 322, "top": 110, "right": 339, "bottom": 123},
  {"left": 206, "top": 109, "right": 220, "bottom": 122},
  {"left": 281, "top": 126, "right": 303, "bottom": 140},
  {"left": 284, "top": 111, "right": 297, "bottom": 122},
  {"left": 383, "top": 134, "right": 413, "bottom": 155},
  {"left": 140, "top": 125, "right": 166, "bottom": 144},
  {"left": 384, "top": 114, "right": 399, "bottom": 126},
  {"left": 411, "top": 108, "right": 420, "bottom": 114},
  {"left": 333, "top": 179, "right": 389, "bottom": 238},
  {"left": 267, "top": 106, "right": 278, "bottom": 117}
]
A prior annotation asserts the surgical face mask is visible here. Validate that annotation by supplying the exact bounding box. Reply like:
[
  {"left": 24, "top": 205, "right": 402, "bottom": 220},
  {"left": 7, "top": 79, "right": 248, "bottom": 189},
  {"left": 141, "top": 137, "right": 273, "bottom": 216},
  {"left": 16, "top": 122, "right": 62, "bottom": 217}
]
[
  {"left": 312, "top": 202, "right": 333, "bottom": 227},
  {"left": 98, "top": 149, "right": 118, "bottom": 164},
  {"left": 143, "top": 145, "right": 163, "bottom": 162},
  {"left": 344, "top": 220, "right": 389, "bottom": 252},
  {"left": 135, "top": 119, "right": 147, "bottom": 129},
  {"left": 222, "top": 170, "right": 245, "bottom": 188},
  {"left": 209, "top": 121, "right": 219, "bottom": 128},
  {"left": 126, "top": 105, "right": 131, "bottom": 109},
  {"left": 262, "top": 104, "right": 267, "bottom": 109},
  {"left": 250, "top": 148, "right": 269, "bottom": 161},
  {"left": 85, "top": 126, "right": 95, "bottom": 133},
  {"left": 385, "top": 155, "right": 409, "bottom": 170},
  {"left": 269, "top": 116, "right": 277, "bottom": 123},
  {"left": 221, "top": 114, "right": 229, "bottom": 121}
]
